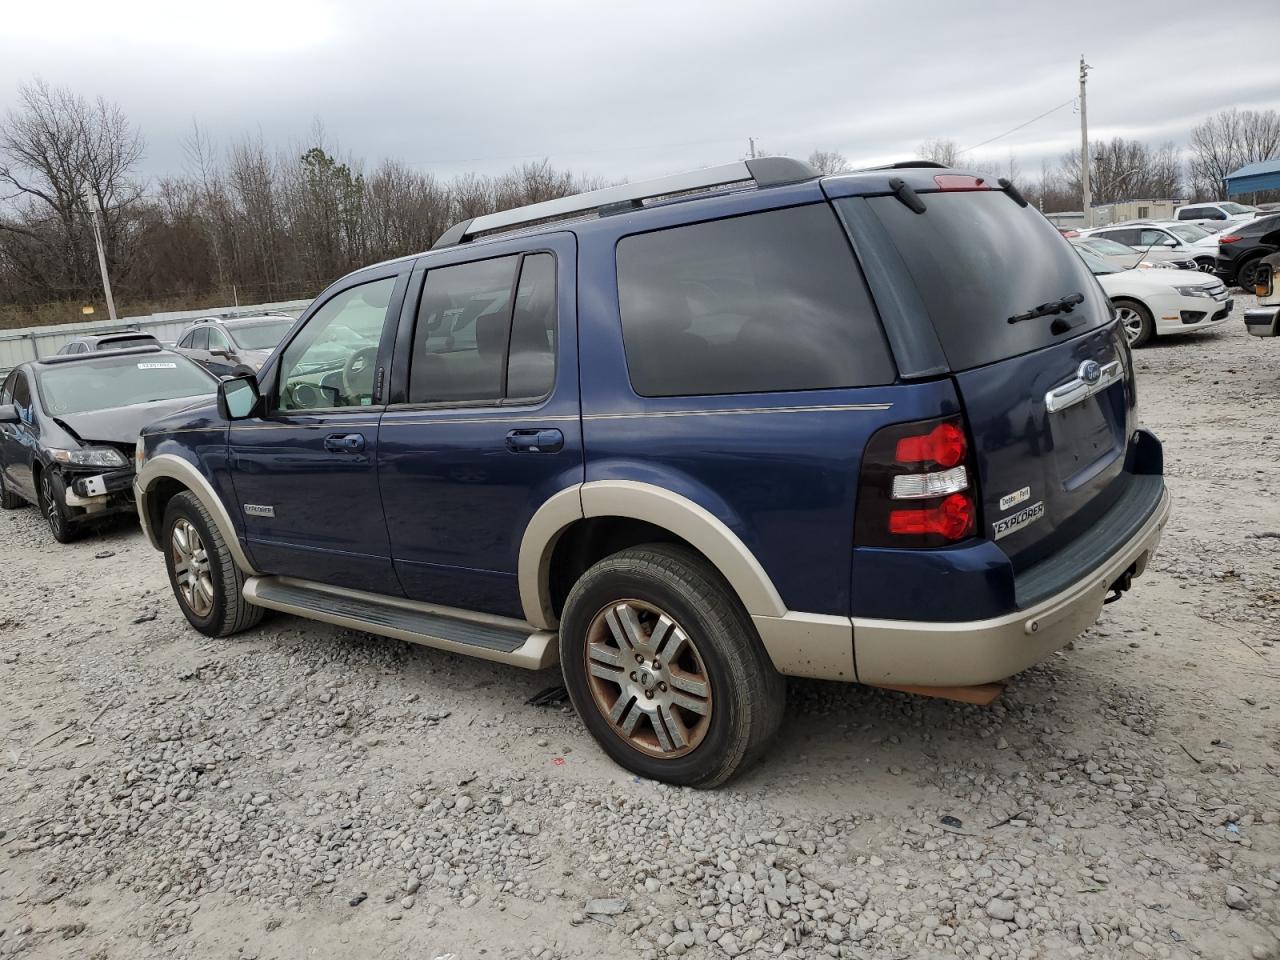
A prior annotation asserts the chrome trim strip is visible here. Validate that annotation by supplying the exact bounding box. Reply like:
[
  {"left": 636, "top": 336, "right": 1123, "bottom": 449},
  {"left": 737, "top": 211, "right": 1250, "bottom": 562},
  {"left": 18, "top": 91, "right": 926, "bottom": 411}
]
[
  {"left": 584, "top": 403, "right": 892, "bottom": 421},
  {"left": 382, "top": 415, "right": 579, "bottom": 428},
  {"left": 1044, "top": 360, "right": 1122, "bottom": 414}
]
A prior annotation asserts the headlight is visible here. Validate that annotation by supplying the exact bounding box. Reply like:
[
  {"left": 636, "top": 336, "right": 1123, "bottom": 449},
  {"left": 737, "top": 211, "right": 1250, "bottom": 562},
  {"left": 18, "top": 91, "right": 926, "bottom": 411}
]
[
  {"left": 1137, "top": 261, "right": 1173, "bottom": 269},
  {"left": 1173, "top": 285, "right": 1212, "bottom": 297},
  {"left": 51, "top": 447, "right": 129, "bottom": 468}
]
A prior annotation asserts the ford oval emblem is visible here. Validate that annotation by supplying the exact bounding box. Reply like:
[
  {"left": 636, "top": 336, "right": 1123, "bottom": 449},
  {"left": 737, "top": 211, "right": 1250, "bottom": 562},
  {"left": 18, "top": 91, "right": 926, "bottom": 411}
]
[{"left": 1079, "top": 360, "right": 1102, "bottom": 384}]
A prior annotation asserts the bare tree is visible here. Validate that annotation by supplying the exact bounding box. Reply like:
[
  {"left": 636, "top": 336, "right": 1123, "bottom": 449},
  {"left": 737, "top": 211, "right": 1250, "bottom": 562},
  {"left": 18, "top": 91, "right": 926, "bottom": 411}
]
[
  {"left": 917, "top": 138, "right": 959, "bottom": 166},
  {"left": 807, "top": 150, "right": 850, "bottom": 175},
  {"left": 1059, "top": 138, "right": 1183, "bottom": 205},
  {"left": 1189, "top": 108, "right": 1280, "bottom": 200}
]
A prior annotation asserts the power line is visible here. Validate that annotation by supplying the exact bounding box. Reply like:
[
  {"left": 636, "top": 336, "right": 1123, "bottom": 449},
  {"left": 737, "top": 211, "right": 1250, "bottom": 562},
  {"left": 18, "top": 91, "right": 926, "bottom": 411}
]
[
  {"left": 404, "top": 133, "right": 753, "bottom": 168},
  {"left": 960, "top": 98, "right": 1078, "bottom": 154}
]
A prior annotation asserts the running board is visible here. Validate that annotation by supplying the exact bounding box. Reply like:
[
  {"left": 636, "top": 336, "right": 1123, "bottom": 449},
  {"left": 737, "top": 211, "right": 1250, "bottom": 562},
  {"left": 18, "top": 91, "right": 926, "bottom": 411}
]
[{"left": 242, "top": 576, "right": 559, "bottom": 670}]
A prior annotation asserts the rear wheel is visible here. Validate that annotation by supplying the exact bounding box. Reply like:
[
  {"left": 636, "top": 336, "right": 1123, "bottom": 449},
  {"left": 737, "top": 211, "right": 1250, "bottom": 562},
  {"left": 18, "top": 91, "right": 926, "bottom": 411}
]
[
  {"left": 0, "top": 470, "right": 25, "bottom": 509},
  {"left": 1195, "top": 258, "right": 1216, "bottom": 274},
  {"left": 559, "top": 544, "right": 785, "bottom": 788},
  {"left": 37, "top": 469, "right": 81, "bottom": 543},
  {"left": 163, "top": 490, "right": 263, "bottom": 637},
  {"left": 1114, "top": 298, "right": 1155, "bottom": 348},
  {"left": 1238, "top": 256, "right": 1267, "bottom": 291}
]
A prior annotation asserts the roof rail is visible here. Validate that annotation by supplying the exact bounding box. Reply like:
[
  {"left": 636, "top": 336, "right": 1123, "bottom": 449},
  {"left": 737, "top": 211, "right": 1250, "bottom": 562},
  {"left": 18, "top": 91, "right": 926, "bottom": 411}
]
[
  {"left": 864, "top": 160, "right": 950, "bottom": 170},
  {"left": 431, "top": 156, "right": 818, "bottom": 249},
  {"left": 37, "top": 344, "right": 164, "bottom": 365}
]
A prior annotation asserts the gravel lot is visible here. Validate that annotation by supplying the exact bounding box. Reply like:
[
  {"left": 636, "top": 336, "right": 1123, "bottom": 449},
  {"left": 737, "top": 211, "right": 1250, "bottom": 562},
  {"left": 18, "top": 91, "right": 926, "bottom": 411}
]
[{"left": 2, "top": 295, "right": 1278, "bottom": 960}]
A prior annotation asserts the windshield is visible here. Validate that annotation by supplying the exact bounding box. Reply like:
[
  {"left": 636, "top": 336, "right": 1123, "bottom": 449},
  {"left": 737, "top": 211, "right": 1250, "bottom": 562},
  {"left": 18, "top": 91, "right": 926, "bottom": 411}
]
[
  {"left": 1083, "top": 237, "right": 1136, "bottom": 255},
  {"left": 228, "top": 320, "right": 293, "bottom": 351},
  {"left": 1167, "top": 223, "right": 1209, "bottom": 242},
  {"left": 36, "top": 353, "right": 214, "bottom": 416},
  {"left": 855, "top": 191, "right": 1112, "bottom": 371},
  {"left": 1221, "top": 202, "right": 1256, "bottom": 215},
  {"left": 1072, "top": 244, "right": 1121, "bottom": 275}
]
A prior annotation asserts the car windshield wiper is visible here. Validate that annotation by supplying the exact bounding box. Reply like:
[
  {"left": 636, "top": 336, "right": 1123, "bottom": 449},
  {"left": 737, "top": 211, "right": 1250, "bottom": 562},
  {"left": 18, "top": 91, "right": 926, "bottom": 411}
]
[{"left": 1007, "top": 292, "right": 1085, "bottom": 325}]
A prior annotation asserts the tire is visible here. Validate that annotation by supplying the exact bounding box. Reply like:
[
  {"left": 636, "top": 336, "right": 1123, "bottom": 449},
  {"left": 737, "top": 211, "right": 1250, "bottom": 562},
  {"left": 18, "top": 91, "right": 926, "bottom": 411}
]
[
  {"left": 1113, "top": 298, "right": 1155, "bottom": 348},
  {"left": 559, "top": 543, "right": 785, "bottom": 788},
  {"left": 1194, "top": 258, "right": 1216, "bottom": 274},
  {"left": 0, "top": 470, "right": 26, "bottom": 509},
  {"left": 37, "top": 469, "right": 81, "bottom": 544},
  {"left": 1237, "top": 257, "right": 1266, "bottom": 291},
  {"left": 162, "top": 490, "right": 263, "bottom": 637}
]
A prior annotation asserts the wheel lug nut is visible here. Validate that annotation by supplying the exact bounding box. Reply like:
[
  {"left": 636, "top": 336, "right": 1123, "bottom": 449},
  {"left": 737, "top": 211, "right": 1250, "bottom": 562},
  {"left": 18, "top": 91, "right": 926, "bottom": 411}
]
[
  {"left": 658, "top": 682, "right": 667, "bottom": 692},
  {"left": 652, "top": 659, "right": 661, "bottom": 669},
  {"left": 630, "top": 672, "right": 638, "bottom": 682},
  {"left": 644, "top": 689, "right": 654, "bottom": 699},
  {"left": 634, "top": 653, "right": 644, "bottom": 664}
]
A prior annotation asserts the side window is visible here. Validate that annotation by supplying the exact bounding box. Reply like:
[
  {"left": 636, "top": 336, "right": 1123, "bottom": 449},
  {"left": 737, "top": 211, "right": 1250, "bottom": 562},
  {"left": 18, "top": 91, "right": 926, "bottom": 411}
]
[
  {"left": 207, "top": 328, "right": 232, "bottom": 352},
  {"left": 190, "top": 328, "right": 210, "bottom": 351},
  {"left": 177, "top": 332, "right": 193, "bottom": 348},
  {"left": 1178, "top": 207, "right": 1201, "bottom": 220},
  {"left": 1109, "top": 229, "right": 1139, "bottom": 245},
  {"left": 506, "top": 253, "right": 557, "bottom": 399},
  {"left": 616, "top": 205, "right": 895, "bottom": 397},
  {"left": 11, "top": 372, "right": 33, "bottom": 423},
  {"left": 1206, "top": 208, "right": 1227, "bottom": 220},
  {"left": 278, "top": 276, "right": 396, "bottom": 411},
  {"left": 408, "top": 256, "right": 518, "bottom": 404},
  {"left": 1139, "top": 229, "right": 1171, "bottom": 247},
  {"left": 1, "top": 372, "right": 13, "bottom": 404}
]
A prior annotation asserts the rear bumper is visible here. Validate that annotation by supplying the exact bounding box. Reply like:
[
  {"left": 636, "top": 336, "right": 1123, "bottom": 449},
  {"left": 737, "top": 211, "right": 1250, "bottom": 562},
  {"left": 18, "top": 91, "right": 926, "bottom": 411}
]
[
  {"left": 1245, "top": 307, "right": 1280, "bottom": 337},
  {"left": 851, "top": 486, "right": 1171, "bottom": 687}
]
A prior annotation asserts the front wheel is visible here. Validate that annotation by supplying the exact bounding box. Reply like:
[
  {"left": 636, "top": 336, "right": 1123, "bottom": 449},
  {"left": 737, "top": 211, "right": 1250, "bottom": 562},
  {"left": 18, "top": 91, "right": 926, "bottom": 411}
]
[
  {"left": 1114, "top": 299, "right": 1155, "bottom": 348},
  {"left": 37, "top": 469, "right": 81, "bottom": 543},
  {"left": 559, "top": 544, "right": 785, "bottom": 788},
  {"left": 1195, "top": 258, "right": 1216, "bottom": 274},
  {"left": 162, "top": 490, "right": 263, "bottom": 637}
]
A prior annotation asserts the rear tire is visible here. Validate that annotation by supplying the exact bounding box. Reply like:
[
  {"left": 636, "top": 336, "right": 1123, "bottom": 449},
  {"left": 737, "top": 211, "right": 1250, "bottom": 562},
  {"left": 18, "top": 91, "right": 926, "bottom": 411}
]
[
  {"left": 0, "top": 470, "right": 25, "bottom": 509},
  {"left": 559, "top": 543, "right": 785, "bottom": 788},
  {"left": 1114, "top": 298, "right": 1155, "bottom": 348},
  {"left": 37, "top": 469, "right": 81, "bottom": 544},
  {"left": 162, "top": 490, "right": 264, "bottom": 637},
  {"left": 1237, "top": 256, "right": 1266, "bottom": 291}
]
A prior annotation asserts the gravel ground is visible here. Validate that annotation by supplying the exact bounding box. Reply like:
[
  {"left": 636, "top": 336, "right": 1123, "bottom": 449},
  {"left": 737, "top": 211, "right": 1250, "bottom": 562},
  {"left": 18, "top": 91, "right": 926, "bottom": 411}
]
[{"left": 2, "top": 295, "right": 1278, "bottom": 960}]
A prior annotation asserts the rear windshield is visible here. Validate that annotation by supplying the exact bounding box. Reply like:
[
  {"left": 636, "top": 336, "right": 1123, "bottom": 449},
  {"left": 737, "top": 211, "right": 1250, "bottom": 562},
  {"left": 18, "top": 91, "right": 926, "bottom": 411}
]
[
  {"left": 617, "top": 204, "right": 895, "bottom": 397},
  {"left": 851, "top": 192, "right": 1112, "bottom": 371},
  {"left": 37, "top": 354, "right": 214, "bottom": 416},
  {"left": 229, "top": 320, "right": 293, "bottom": 350}
]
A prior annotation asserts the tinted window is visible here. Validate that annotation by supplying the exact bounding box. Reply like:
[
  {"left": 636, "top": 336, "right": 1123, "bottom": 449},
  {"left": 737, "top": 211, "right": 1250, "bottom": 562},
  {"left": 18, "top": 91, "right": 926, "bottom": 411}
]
[
  {"left": 507, "top": 254, "right": 556, "bottom": 399},
  {"left": 0, "top": 372, "right": 12, "bottom": 404},
  {"left": 1102, "top": 228, "right": 1140, "bottom": 245},
  {"left": 279, "top": 277, "right": 395, "bottom": 410},
  {"left": 229, "top": 320, "right": 293, "bottom": 350},
  {"left": 617, "top": 205, "right": 893, "bottom": 397},
  {"left": 98, "top": 335, "right": 158, "bottom": 351},
  {"left": 1178, "top": 207, "right": 1204, "bottom": 220},
  {"left": 11, "top": 372, "right": 31, "bottom": 414},
  {"left": 189, "top": 328, "right": 210, "bottom": 351},
  {"left": 36, "top": 355, "right": 213, "bottom": 415},
  {"left": 206, "top": 328, "right": 231, "bottom": 351},
  {"left": 857, "top": 191, "right": 1112, "bottom": 371},
  {"left": 409, "top": 256, "right": 518, "bottom": 404}
]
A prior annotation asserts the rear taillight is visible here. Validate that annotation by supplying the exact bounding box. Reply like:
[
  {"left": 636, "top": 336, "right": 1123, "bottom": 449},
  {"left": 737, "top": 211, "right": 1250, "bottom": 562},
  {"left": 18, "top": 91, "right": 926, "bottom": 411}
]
[
  {"left": 855, "top": 416, "right": 979, "bottom": 548},
  {"left": 1218, "top": 235, "right": 1241, "bottom": 244}
]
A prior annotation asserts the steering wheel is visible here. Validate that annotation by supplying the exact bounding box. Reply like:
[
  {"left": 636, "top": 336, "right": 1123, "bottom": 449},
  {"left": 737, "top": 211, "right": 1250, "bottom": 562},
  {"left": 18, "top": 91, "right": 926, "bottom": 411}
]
[{"left": 342, "top": 346, "right": 378, "bottom": 402}]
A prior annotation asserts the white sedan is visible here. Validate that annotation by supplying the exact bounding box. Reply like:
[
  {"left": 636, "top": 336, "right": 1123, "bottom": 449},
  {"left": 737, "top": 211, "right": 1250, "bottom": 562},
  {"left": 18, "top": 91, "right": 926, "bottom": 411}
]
[{"left": 1073, "top": 243, "right": 1234, "bottom": 347}]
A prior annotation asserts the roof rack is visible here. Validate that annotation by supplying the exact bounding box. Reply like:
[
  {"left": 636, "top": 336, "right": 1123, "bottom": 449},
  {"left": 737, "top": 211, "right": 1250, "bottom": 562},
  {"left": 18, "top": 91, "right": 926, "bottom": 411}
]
[
  {"left": 864, "top": 160, "right": 949, "bottom": 170},
  {"left": 432, "top": 156, "right": 818, "bottom": 249}
]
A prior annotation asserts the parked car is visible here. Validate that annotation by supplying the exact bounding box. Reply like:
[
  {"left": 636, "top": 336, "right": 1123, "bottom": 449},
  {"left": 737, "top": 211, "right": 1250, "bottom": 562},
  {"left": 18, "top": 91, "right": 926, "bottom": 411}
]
[
  {"left": 1214, "top": 213, "right": 1280, "bottom": 289},
  {"left": 56, "top": 330, "right": 160, "bottom": 355},
  {"left": 1072, "top": 236, "right": 1191, "bottom": 271},
  {"left": 134, "top": 159, "right": 1170, "bottom": 787},
  {"left": 0, "top": 346, "right": 219, "bottom": 543},
  {"left": 1173, "top": 201, "right": 1260, "bottom": 229},
  {"left": 1081, "top": 222, "right": 1217, "bottom": 272},
  {"left": 1072, "top": 244, "right": 1232, "bottom": 347},
  {"left": 1244, "top": 251, "right": 1280, "bottom": 339},
  {"left": 172, "top": 315, "right": 297, "bottom": 377}
]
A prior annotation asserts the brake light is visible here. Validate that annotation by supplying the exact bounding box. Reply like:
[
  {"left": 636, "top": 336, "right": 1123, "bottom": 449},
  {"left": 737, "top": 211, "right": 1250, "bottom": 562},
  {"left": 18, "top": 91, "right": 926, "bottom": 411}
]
[
  {"left": 895, "top": 421, "right": 967, "bottom": 468},
  {"left": 855, "top": 416, "right": 979, "bottom": 548},
  {"left": 1218, "top": 235, "right": 1241, "bottom": 244},
  {"left": 934, "top": 175, "right": 991, "bottom": 191},
  {"left": 889, "top": 493, "right": 975, "bottom": 540}
]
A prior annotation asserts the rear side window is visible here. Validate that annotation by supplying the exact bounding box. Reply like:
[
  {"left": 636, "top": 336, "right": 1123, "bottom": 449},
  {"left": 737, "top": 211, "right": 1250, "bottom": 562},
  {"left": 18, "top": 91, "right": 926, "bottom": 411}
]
[
  {"left": 853, "top": 192, "right": 1112, "bottom": 371},
  {"left": 616, "top": 205, "right": 894, "bottom": 397}
]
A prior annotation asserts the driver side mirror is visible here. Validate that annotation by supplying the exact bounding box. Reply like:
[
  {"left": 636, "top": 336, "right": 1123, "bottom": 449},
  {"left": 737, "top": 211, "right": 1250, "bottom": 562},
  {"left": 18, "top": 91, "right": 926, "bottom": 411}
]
[
  {"left": 210, "top": 349, "right": 232, "bottom": 359},
  {"left": 0, "top": 403, "right": 17, "bottom": 424},
  {"left": 217, "top": 376, "right": 261, "bottom": 421}
]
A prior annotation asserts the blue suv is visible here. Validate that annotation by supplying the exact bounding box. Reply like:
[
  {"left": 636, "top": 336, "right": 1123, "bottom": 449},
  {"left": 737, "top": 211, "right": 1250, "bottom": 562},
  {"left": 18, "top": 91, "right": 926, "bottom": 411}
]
[{"left": 134, "top": 158, "right": 1171, "bottom": 787}]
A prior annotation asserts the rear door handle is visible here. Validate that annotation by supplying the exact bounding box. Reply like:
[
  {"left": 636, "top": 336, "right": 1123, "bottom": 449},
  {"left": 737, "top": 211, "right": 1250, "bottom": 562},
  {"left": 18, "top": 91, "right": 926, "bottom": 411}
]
[
  {"left": 505, "top": 428, "right": 563, "bottom": 453},
  {"left": 324, "top": 433, "right": 366, "bottom": 454}
]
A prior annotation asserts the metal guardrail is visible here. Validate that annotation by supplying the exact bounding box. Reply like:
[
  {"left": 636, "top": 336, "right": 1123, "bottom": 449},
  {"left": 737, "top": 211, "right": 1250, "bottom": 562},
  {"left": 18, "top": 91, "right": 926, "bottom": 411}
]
[{"left": 0, "top": 299, "right": 313, "bottom": 377}]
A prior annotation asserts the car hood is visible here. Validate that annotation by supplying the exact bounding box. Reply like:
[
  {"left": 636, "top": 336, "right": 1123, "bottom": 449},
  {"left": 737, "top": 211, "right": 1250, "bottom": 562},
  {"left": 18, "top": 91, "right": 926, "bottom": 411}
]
[
  {"left": 53, "top": 394, "right": 215, "bottom": 446},
  {"left": 1097, "top": 268, "right": 1216, "bottom": 296}
]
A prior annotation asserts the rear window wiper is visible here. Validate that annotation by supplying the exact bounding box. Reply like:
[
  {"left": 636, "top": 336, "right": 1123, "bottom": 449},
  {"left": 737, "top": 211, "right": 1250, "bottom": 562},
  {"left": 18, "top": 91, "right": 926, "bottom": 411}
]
[{"left": 1007, "top": 292, "right": 1084, "bottom": 325}]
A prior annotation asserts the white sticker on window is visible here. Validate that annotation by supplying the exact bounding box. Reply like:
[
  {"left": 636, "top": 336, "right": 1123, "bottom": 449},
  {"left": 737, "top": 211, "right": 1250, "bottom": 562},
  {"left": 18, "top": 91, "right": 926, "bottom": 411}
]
[{"left": 138, "top": 362, "right": 177, "bottom": 369}]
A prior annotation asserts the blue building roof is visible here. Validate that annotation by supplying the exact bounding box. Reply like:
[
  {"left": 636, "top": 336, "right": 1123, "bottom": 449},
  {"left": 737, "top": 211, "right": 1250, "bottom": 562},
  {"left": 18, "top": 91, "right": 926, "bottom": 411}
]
[{"left": 1225, "top": 159, "right": 1280, "bottom": 196}]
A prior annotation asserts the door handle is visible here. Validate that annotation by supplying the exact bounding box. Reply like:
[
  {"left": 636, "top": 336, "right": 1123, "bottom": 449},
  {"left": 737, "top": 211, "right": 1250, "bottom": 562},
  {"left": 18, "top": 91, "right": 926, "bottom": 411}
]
[
  {"left": 505, "top": 428, "right": 563, "bottom": 453},
  {"left": 324, "top": 433, "right": 366, "bottom": 454}
]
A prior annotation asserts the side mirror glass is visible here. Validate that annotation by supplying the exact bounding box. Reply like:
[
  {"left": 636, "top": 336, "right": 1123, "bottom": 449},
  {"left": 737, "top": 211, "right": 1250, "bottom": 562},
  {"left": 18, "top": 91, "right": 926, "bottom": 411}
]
[
  {"left": 217, "top": 376, "right": 260, "bottom": 421},
  {"left": 0, "top": 403, "right": 17, "bottom": 424}
]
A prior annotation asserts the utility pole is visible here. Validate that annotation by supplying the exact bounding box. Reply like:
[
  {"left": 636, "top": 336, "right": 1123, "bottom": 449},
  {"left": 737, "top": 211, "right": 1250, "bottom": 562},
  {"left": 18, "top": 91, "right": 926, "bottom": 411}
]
[
  {"left": 748, "top": 137, "right": 757, "bottom": 160},
  {"left": 87, "top": 194, "right": 118, "bottom": 323},
  {"left": 1079, "top": 56, "right": 1091, "bottom": 228}
]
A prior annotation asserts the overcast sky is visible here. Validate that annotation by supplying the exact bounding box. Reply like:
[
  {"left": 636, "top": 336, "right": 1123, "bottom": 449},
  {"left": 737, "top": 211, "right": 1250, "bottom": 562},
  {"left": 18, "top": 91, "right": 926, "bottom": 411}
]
[{"left": 3, "top": 0, "right": 1278, "bottom": 186}]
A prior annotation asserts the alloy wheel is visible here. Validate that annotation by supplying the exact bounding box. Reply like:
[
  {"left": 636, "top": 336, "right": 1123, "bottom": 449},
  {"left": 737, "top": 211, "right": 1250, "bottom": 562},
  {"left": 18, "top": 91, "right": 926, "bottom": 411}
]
[
  {"left": 583, "top": 599, "right": 713, "bottom": 758},
  {"left": 41, "top": 473, "right": 62, "bottom": 535},
  {"left": 1115, "top": 305, "right": 1144, "bottom": 345},
  {"left": 171, "top": 518, "right": 214, "bottom": 617}
]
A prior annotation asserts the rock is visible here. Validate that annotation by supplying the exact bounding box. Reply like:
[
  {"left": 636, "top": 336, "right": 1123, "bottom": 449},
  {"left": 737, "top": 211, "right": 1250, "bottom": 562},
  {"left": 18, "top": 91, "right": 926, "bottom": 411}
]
[
  {"left": 985, "top": 899, "right": 1016, "bottom": 922},
  {"left": 1226, "top": 886, "right": 1250, "bottom": 910},
  {"left": 585, "top": 898, "right": 629, "bottom": 916},
  {"left": 454, "top": 795, "right": 474, "bottom": 815}
]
